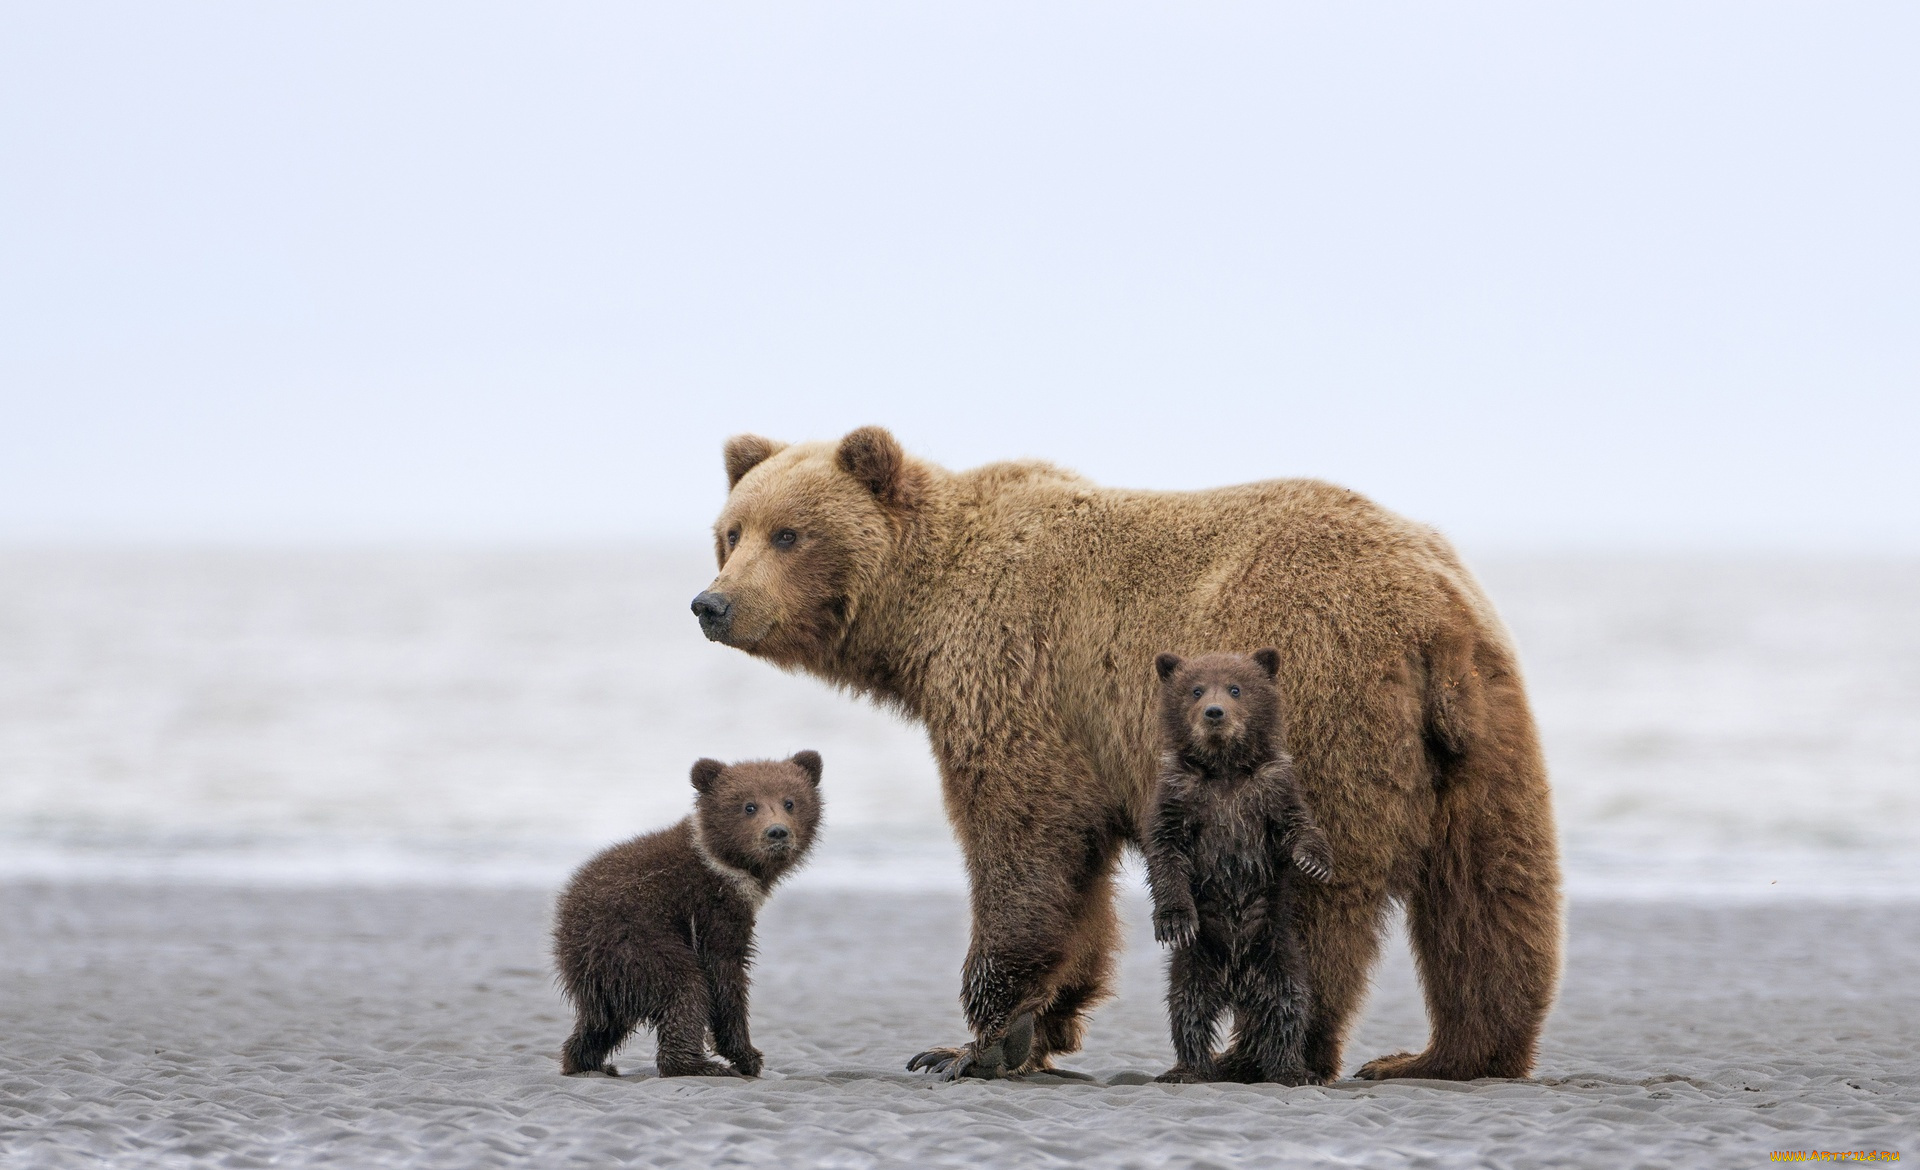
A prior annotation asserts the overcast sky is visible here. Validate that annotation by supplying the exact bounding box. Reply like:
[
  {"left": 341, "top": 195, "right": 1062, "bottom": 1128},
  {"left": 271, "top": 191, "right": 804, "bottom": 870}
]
[{"left": 2, "top": 3, "right": 1914, "bottom": 551}]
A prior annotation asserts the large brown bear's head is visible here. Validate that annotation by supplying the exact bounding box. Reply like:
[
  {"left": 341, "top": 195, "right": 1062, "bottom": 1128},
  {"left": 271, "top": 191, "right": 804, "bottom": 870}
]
[{"left": 691, "top": 426, "right": 927, "bottom": 670}]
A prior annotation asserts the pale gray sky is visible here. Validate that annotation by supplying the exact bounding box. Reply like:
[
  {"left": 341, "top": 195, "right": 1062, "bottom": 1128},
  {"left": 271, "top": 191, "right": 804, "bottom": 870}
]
[{"left": 2, "top": 3, "right": 1914, "bottom": 550}]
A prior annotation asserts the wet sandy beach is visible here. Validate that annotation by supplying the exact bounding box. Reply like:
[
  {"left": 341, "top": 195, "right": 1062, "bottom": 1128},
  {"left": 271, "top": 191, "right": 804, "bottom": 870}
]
[{"left": 3, "top": 882, "right": 1913, "bottom": 1168}]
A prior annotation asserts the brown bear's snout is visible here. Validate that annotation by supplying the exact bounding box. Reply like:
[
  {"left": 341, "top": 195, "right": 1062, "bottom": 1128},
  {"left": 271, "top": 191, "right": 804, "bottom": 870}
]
[
  {"left": 691, "top": 590, "right": 733, "bottom": 641},
  {"left": 1203, "top": 705, "right": 1225, "bottom": 722},
  {"left": 764, "top": 824, "right": 791, "bottom": 845}
]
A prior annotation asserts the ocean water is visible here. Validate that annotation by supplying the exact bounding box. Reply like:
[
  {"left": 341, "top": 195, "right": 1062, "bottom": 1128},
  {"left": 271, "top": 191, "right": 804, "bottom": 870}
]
[{"left": 1, "top": 548, "right": 1914, "bottom": 900}]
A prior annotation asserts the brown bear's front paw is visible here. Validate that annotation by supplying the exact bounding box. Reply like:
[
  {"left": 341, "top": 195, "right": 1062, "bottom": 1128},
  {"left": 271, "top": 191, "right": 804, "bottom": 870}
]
[
  {"left": 907, "top": 1044, "right": 1004, "bottom": 1080},
  {"left": 724, "top": 1048, "right": 764, "bottom": 1078},
  {"left": 910, "top": 1041, "right": 1006, "bottom": 1082},
  {"left": 906, "top": 1012, "right": 1035, "bottom": 1082},
  {"left": 906, "top": 1044, "right": 969, "bottom": 1075},
  {"left": 659, "top": 1059, "right": 744, "bottom": 1078}
]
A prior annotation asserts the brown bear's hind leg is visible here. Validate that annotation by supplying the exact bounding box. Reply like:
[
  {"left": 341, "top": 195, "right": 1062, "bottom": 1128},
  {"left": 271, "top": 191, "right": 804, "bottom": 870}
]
[
  {"left": 1292, "top": 883, "right": 1392, "bottom": 1082},
  {"left": 1357, "top": 674, "right": 1562, "bottom": 1081},
  {"left": 1356, "top": 867, "right": 1559, "bottom": 1081}
]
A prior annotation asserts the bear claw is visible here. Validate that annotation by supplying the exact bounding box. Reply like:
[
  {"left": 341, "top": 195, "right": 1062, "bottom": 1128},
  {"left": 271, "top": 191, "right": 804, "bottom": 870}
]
[
  {"left": 1355, "top": 1050, "right": 1477, "bottom": 1081},
  {"left": 908, "top": 1012, "right": 1037, "bottom": 1081},
  {"left": 906, "top": 1046, "right": 968, "bottom": 1075}
]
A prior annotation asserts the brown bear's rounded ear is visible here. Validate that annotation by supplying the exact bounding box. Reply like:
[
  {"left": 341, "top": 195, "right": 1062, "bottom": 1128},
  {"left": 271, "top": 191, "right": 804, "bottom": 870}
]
[
  {"left": 690, "top": 758, "right": 726, "bottom": 794},
  {"left": 835, "top": 426, "right": 922, "bottom": 510},
  {"left": 1252, "top": 647, "right": 1281, "bottom": 680},
  {"left": 724, "top": 435, "right": 786, "bottom": 490},
  {"left": 1154, "top": 653, "right": 1183, "bottom": 682},
  {"left": 789, "top": 750, "right": 823, "bottom": 787}
]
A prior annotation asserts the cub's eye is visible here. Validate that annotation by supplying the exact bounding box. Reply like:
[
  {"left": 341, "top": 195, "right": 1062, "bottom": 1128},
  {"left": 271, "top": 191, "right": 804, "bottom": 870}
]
[
  {"left": 743, "top": 803, "right": 757, "bottom": 815},
  {"left": 726, "top": 529, "right": 740, "bottom": 547},
  {"left": 772, "top": 528, "right": 798, "bottom": 548},
  {"left": 1192, "top": 687, "right": 1204, "bottom": 699},
  {"left": 783, "top": 799, "right": 795, "bottom": 812},
  {"left": 1228, "top": 686, "right": 1241, "bottom": 698}
]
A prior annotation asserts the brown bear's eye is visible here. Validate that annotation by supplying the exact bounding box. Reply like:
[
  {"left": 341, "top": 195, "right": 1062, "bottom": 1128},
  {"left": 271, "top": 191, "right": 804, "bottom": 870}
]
[
  {"left": 1192, "top": 687, "right": 1204, "bottom": 699},
  {"left": 726, "top": 529, "right": 740, "bottom": 547},
  {"left": 772, "top": 528, "right": 797, "bottom": 548},
  {"left": 783, "top": 799, "right": 794, "bottom": 811},
  {"left": 1228, "top": 686, "right": 1240, "bottom": 698},
  {"left": 743, "top": 802, "right": 757, "bottom": 815}
]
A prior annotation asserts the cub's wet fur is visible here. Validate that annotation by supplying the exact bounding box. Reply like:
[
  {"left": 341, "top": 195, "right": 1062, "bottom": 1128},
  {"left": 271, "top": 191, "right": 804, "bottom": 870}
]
[
  {"left": 552, "top": 752, "right": 822, "bottom": 1078},
  {"left": 1144, "top": 650, "right": 1333, "bottom": 1086}
]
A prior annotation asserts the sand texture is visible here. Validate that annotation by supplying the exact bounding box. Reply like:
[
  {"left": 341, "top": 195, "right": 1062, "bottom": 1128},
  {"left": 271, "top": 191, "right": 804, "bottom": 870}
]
[{"left": 3, "top": 883, "right": 1914, "bottom": 1168}]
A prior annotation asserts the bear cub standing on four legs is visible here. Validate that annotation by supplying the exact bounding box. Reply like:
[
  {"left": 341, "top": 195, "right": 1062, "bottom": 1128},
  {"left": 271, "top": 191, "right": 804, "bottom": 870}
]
[
  {"left": 553, "top": 752, "right": 823, "bottom": 1078},
  {"left": 1144, "top": 650, "right": 1333, "bottom": 1086}
]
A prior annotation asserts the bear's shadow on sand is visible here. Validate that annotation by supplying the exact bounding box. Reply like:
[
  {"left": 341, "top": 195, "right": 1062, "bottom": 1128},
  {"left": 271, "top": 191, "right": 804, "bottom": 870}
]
[
  {"left": 579, "top": 1067, "right": 1728, "bottom": 1095},
  {"left": 583, "top": 1066, "right": 1153, "bottom": 1087}
]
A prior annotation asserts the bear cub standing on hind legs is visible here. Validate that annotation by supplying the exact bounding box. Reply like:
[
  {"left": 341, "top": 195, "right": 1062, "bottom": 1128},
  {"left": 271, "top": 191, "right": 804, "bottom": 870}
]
[
  {"left": 553, "top": 752, "right": 822, "bottom": 1078},
  {"left": 1145, "top": 650, "right": 1334, "bottom": 1086}
]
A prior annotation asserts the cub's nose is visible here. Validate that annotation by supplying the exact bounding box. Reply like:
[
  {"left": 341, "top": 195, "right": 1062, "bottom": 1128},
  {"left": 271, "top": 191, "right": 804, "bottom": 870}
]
[
  {"left": 1203, "top": 705, "right": 1225, "bottom": 722},
  {"left": 691, "top": 591, "right": 733, "bottom": 641},
  {"left": 764, "top": 824, "right": 791, "bottom": 843}
]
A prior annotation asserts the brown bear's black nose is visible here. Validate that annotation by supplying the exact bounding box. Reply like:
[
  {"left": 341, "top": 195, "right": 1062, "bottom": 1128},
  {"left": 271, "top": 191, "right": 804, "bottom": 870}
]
[
  {"left": 764, "top": 824, "right": 790, "bottom": 842},
  {"left": 1203, "top": 705, "right": 1224, "bottom": 722},
  {"left": 691, "top": 591, "right": 732, "bottom": 640}
]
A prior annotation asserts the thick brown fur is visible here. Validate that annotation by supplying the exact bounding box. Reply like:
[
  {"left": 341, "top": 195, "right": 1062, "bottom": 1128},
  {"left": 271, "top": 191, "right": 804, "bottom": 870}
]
[
  {"left": 1144, "top": 651, "right": 1333, "bottom": 1086},
  {"left": 694, "top": 427, "right": 1562, "bottom": 1081},
  {"left": 552, "top": 753, "right": 822, "bottom": 1078}
]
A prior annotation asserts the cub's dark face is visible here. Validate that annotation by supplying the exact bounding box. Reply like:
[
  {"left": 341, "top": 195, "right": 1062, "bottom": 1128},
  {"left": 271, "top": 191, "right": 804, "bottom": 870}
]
[
  {"left": 1155, "top": 649, "right": 1283, "bottom": 766},
  {"left": 690, "top": 752, "right": 824, "bottom": 877},
  {"left": 691, "top": 427, "right": 924, "bottom": 671}
]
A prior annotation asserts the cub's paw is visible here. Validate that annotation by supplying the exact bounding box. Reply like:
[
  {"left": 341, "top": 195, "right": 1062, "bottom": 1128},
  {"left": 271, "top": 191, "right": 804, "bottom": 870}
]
[
  {"left": 725, "top": 1048, "right": 764, "bottom": 1078},
  {"left": 1289, "top": 829, "right": 1334, "bottom": 884},
  {"left": 1152, "top": 907, "right": 1198, "bottom": 948},
  {"left": 660, "top": 1059, "right": 744, "bottom": 1078},
  {"left": 1152, "top": 1065, "right": 1211, "bottom": 1084}
]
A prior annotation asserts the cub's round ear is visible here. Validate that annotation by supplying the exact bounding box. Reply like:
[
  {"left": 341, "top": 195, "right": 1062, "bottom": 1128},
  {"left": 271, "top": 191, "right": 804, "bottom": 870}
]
[
  {"left": 1252, "top": 647, "right": 1281, "bottom": 680},
  {"left": 789, "top": 750, "right": 823, "bottom": 787},
  {"left": 690, "top": 758, "right": 727, "bottom": 794},
  {"left": 724, "top": 435, "right": 787, "bottom": 490},
  {"left": 1154, "top": 653, "right": 1183, "bottom": 682},
  {"left": 835, "top": 426, "right": 922, "bottom": 510}
]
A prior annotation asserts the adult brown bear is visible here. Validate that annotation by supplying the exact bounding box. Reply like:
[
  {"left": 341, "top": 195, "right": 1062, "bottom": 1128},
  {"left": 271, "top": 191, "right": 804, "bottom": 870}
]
[{"left": 692, "top": 426, "right": 1561, "bottom": 1081}]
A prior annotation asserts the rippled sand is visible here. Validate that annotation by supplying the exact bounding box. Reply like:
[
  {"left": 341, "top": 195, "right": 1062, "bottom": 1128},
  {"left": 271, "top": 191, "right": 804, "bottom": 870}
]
[{"left": 4, "top": 883, "right": 1914, "bottom": 1168}]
